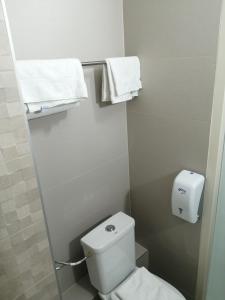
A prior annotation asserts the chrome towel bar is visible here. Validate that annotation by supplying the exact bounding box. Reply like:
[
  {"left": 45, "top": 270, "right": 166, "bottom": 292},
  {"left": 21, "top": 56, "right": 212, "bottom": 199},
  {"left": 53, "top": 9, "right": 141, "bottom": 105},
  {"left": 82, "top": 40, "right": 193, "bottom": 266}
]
[{"left": 82, "top": 60, "right": 106, "bottom": 66}]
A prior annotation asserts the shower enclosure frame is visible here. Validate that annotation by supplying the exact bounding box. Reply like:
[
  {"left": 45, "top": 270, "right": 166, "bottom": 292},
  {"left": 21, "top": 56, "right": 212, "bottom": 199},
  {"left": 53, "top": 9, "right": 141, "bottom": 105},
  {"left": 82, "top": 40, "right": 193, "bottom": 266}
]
[{"left": 196, "top": 0, "right": 225, "bottom": 298}]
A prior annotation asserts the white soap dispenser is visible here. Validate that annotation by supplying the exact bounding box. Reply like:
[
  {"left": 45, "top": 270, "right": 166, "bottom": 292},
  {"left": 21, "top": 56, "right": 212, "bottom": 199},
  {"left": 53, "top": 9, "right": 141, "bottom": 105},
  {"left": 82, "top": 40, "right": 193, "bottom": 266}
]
[{"left": 171, "top": 170, "right": 205, "bottom": 223}]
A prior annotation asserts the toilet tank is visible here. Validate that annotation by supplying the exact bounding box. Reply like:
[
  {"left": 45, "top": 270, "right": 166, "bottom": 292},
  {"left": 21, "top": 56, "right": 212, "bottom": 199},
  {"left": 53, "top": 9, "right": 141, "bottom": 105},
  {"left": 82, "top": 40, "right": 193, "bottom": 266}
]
[{"left": 81, "top": 212, "right": 135, "bottom": 295}]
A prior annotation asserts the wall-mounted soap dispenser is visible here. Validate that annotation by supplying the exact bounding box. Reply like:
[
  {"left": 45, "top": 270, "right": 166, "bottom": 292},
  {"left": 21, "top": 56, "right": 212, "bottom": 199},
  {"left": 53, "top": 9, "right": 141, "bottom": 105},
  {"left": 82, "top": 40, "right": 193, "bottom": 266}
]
[{"left": 171, "top": 170, "right": 205, "bottom": 223}]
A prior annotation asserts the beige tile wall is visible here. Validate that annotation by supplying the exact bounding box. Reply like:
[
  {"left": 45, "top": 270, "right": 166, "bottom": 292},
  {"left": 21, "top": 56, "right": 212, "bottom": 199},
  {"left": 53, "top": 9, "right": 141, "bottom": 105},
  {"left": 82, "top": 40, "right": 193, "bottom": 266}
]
[{"left": 0, "top": 2, "right": 59, "bottom": 300}]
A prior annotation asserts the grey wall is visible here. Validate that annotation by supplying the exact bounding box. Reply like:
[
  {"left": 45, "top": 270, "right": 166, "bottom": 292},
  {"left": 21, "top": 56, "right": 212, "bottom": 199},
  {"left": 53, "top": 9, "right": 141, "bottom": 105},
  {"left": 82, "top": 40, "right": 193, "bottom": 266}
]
[
  {"left": 123, "top": 0, "right": 222, "bottom": 299},
  {"left": 4, "top": 0, "right": 125, "bottom": 61},
  {"left": 206, "top": 135, "right": 225, "bottom": 299},
  {"left": 5, "top": 0, "right": 129, "bottom": 293},
  {"left": 0, "top": 1, "right": 59, "bottom": 299}
]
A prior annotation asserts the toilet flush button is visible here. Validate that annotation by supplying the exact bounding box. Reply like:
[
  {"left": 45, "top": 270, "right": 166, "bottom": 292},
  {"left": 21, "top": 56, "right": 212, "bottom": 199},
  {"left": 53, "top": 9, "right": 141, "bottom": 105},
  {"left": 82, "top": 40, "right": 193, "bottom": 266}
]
[{"left": 105, "top": 225, "right": 116, "bottom": 232}]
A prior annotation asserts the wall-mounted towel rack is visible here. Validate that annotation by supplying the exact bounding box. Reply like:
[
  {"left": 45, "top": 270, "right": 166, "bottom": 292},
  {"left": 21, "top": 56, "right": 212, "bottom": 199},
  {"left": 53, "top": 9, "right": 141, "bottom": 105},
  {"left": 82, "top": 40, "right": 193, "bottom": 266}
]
[{"left": 82, "top": 60, "right": 106, "bottom": 66}]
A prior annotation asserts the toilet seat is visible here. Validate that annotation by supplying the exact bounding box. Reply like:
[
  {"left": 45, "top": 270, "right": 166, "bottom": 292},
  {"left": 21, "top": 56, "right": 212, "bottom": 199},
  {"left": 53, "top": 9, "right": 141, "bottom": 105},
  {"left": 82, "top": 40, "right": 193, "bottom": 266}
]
[{"left": 99, "top": 267, "right": 185, "bottom": 300}]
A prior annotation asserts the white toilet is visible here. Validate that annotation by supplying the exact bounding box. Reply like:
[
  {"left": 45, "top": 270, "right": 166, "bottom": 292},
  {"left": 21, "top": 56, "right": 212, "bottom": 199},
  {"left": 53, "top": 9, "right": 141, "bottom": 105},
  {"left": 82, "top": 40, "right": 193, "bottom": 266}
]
[{"left": 81, "top": 212, "right": 185, "bottom": 300}]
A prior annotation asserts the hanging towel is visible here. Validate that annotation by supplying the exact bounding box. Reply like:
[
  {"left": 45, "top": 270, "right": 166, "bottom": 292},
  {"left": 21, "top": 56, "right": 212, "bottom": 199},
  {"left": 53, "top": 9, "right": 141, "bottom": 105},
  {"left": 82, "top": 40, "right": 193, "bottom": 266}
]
[
  {"left": 100, "top": 268, "right": 185, "bottom": 300},
  {"left": 16, "top": 58, "right": 88, "bottom": 113},
  {"left": 102, "top": 56, "right": 142, "bottom": 104}
]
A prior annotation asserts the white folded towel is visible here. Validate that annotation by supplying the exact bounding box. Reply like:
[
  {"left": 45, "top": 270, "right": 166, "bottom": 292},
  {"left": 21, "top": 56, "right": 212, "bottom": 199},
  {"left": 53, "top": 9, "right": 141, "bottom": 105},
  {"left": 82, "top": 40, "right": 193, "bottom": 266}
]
[
  {"left": 102, "top": 56, "right": 142, "bottom": 104},
  {"left": 102, "top": 267, "right": 185, "bottom": 300},
  {"left": 16, "top": 58, "right": 88, "bottom": 113}
]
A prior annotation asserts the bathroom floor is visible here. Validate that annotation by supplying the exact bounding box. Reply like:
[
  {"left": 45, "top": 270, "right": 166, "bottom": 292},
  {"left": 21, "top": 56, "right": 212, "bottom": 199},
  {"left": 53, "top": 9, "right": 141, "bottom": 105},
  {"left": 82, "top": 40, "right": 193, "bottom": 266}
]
[{"left": 62, "top": 275, "right": 97, "bottom": 300}]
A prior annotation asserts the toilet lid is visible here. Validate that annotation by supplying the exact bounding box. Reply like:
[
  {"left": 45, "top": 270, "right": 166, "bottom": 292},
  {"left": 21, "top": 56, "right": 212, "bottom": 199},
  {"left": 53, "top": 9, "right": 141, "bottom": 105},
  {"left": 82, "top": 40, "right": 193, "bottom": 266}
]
[{"left": 100, "top": 267, "right": 185, "bottom": 300}]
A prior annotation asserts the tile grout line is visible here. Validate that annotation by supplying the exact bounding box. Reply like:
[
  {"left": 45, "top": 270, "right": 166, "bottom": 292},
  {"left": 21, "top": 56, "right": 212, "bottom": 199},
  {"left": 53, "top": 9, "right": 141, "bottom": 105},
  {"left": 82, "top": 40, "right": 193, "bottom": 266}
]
[
  {"left": 0, "top": 213, "right": 46, "bottom": 242},
  {"left": 12, "top": 271, "right": 57, "bottom": 300},
  {"left": 43, "top": 151, "right": 130, "bottom": 193}
]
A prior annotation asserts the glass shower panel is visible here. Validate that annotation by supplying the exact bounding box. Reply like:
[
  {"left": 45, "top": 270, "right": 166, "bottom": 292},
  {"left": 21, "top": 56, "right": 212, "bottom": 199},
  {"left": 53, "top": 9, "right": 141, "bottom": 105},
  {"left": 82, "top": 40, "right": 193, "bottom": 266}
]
[{"left": 206, "top": 141, "right": 225, "bottom": 299}]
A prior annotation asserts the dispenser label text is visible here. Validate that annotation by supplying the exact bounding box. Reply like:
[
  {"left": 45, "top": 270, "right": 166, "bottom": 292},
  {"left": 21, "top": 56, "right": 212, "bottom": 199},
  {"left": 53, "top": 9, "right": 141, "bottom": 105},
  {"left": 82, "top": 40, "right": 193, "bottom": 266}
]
[{"left": 178, "top": 188, "right": 186, "bottom": 195}]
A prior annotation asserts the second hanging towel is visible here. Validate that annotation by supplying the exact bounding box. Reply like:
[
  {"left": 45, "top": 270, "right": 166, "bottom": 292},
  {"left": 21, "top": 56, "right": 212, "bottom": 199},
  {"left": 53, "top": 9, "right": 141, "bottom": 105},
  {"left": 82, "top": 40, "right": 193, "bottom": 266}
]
[{"left": 102, "top": 56, "right": 142, "bottom": 104}]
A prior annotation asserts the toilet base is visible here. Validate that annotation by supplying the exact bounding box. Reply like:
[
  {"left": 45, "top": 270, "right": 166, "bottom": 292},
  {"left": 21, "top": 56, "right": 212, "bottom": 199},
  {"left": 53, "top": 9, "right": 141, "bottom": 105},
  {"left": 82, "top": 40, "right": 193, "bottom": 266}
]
[{"left": 98, "top": 267, "right": 185, "bottom": 300}]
